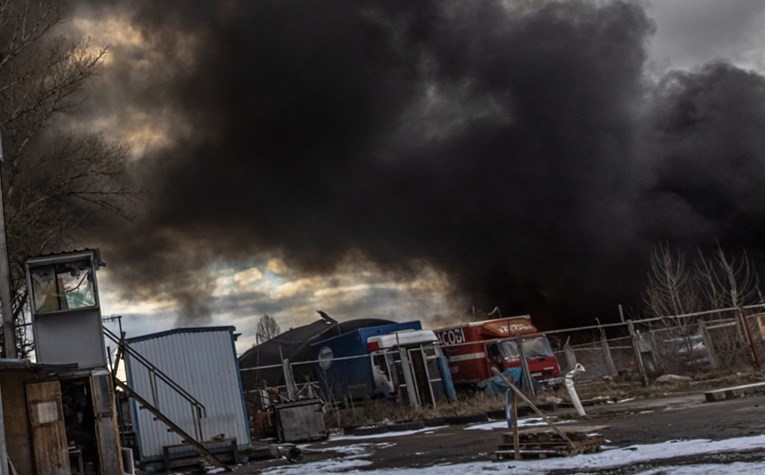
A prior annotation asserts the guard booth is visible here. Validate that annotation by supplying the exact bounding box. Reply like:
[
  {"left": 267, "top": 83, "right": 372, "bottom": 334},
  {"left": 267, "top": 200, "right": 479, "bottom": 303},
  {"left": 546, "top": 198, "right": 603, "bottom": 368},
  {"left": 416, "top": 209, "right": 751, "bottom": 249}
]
[{"left": 26, "top": 249, "right": 123, "bottom": 475}]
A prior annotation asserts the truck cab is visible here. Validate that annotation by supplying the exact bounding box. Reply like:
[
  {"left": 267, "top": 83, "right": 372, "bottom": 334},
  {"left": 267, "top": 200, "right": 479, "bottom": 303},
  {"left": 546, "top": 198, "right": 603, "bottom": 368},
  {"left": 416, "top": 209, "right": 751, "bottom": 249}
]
[
  {"left": 487, "top": 333, "right": 558, "bottom": 378},
  {"left": 435, "top": 315, "right": 560, "bottom": 386}
]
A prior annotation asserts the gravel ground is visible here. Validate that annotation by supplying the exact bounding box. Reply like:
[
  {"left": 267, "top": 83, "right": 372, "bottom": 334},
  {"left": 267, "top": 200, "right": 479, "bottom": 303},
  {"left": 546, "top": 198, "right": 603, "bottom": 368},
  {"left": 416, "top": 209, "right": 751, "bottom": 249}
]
[{"left": 212, "top": 388, "right": 765, "bottom": 474}]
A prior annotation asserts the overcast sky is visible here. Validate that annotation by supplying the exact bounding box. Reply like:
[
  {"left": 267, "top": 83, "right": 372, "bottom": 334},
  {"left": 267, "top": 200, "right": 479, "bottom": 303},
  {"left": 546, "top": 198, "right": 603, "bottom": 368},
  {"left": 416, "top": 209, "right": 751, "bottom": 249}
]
[
  {"left": 55, "top": 0, "right": 765, "bottom": 352},
  {"left": 647, "top": 0, "right": 765, "bottom": 72}
]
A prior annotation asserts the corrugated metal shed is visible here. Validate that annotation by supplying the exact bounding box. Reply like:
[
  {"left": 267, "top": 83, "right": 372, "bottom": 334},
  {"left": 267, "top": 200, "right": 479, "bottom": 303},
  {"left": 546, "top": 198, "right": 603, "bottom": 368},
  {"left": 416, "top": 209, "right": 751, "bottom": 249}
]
[{"left": 124, "top": 326, "right": 251, "bottom": 462}]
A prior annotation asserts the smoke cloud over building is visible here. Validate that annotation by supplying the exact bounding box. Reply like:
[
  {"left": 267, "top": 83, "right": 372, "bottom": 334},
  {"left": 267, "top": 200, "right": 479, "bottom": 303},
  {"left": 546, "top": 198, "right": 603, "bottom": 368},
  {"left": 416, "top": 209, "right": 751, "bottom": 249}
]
[{"left": 69, "top": 0, "right": 765, "bottom": 328}]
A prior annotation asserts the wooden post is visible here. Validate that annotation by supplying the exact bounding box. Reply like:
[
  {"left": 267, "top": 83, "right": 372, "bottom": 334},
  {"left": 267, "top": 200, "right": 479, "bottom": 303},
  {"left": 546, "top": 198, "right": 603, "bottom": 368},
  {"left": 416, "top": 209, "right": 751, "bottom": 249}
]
[
  {"left": 596, "top": 319, "right": 616, "bottom": 375},
  {"left": 697, "top": 320, "right": 718, "bottom": 369},
  {"left": 648, "top": 331, "right": 663, "bottom": 370},
  {"left": 515, "top": 334, "right": 535, "bottom": 398},
  {"left": 491, "top": 368, "right": 573, "bottom": 447},
  {"left": 564, "top": 341, "right": 577, "bottom": 372},
  {"left": 628, "top": 321, "right": 649, "bottom": 387},
  {"left": 737, "top": 307, "right": 761, "bottom": 370},
  {"left": 0, "top": 131, "right": 15, "bottom": 359},
  {"left": 511, "top": 389, "right": 520, "bottom": 460},
  {"left": 282, "top": 359, "right": 297, "bottom": 400},
  {"left": 90, "top": 370, "right": 124, "bottom": 475},
  {"left": 0, "top": 383, "right": 8, "bottom": 475}
]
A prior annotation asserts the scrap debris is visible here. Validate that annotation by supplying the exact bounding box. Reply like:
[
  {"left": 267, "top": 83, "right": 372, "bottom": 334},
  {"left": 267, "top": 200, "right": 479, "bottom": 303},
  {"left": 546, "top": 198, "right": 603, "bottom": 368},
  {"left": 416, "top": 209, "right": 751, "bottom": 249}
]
[
  {"left": 492, "top": 425, "right": 608, "bottom": 460},
  {"left": 489, "top": 367, "right": 607, "bottom": 461}
]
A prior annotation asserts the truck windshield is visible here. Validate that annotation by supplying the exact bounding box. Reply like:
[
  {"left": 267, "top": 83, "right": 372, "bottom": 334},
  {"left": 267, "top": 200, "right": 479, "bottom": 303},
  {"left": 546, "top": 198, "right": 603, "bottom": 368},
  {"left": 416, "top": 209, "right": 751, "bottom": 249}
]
[{"left": 499, "top": 336, "right": 554, "bottom": 360}]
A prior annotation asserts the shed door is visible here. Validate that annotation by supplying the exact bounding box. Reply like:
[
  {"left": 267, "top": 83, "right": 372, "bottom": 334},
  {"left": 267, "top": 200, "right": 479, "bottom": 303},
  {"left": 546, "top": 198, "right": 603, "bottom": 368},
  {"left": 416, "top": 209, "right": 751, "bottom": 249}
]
[
  {"left": 408, "top": 348, "right": 433, "bottom": 406},
  {"left": 26, "top": 380, "right": 70, "bottom": 475}
]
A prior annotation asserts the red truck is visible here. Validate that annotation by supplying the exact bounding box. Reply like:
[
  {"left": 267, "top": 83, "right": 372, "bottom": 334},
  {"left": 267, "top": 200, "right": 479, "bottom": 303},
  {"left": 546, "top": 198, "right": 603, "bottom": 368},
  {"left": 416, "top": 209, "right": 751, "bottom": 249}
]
[{"left": 434, "top": 315, "right": 560, "bottom": 385}]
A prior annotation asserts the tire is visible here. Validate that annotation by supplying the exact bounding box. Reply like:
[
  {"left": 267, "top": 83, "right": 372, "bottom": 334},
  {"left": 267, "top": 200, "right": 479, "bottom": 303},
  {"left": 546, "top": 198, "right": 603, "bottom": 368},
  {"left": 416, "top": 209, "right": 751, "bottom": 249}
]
[
  {"left": 444, "top": 413, "right": 489, "bottom": 425},
  {"left": 388, "top": 421, "right": 425, "bottom": 432},
  {"left": 348, "top": 425, "right": 390, "bottom": 436}
]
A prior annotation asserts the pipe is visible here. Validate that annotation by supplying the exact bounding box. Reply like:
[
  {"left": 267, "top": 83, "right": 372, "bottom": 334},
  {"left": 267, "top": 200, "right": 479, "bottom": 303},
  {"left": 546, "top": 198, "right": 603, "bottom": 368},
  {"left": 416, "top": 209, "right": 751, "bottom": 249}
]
[
  {"left": 505, "top": 388, "right": 514, "bottom": 430},
  {"left": 437, "top": 355, "right": 457, "bottom": 402},
  {"left": 565, "top": 363, "right": 586, "bottom": 417}
]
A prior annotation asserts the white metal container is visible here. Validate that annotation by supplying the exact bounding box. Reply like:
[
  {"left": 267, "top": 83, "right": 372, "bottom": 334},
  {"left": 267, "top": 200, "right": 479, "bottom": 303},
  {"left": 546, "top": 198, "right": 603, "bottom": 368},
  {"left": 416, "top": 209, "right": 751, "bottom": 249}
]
[{"left": 125, "top": 326, "right": 251, "bottom": 462}]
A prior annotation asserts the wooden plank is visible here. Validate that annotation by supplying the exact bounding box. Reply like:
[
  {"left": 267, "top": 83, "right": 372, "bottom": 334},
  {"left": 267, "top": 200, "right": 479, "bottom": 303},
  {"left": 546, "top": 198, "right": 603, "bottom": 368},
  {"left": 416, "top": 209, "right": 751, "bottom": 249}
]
[
  {"left": 498, "top": 438, "right": 604, "bottom": 450},
  {"left": 505, "top": 436, "right": 605, "bottom": 445},
  {"left": 705, "top": 382, "right": 765, "bottom": 402},
  {"left": 494, "top": 428, "right": 605, "bottom": 461},
  {"left": 90, "top": 372, "right": 124, "bottom": 474},
  {"left": 511, "top": 390, "right": 520, "bottom": 460},
  {"left": 513, "top": 424, "right": 610, "bottom": 435},
  {"left": 490, "top": 368, "right": 573, "bottom": 447},
  {"left": 495, "top": 449, "right": 560, "bottom": 456}
]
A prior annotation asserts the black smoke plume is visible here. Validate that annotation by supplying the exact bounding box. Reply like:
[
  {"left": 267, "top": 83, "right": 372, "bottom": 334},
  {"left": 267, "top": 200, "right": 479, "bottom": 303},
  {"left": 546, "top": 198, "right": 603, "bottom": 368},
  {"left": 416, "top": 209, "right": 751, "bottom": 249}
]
[{"left": 71, "top": 0, "right": 765, "bottom": 327}]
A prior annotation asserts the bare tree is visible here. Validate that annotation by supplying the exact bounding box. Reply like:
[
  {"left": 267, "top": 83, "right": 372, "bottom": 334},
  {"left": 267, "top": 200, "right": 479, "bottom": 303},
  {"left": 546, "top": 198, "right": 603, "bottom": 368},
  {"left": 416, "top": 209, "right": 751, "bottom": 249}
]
[
  {"left": 696, "top": 246, "right": 762, "bottom": 363},
  {"left": 695, "top": 246, "right": 761, "bottom": 309},
  {"left": 256, "top": 314, "right": 281, "bottom": 342},
  {"left": 695, "top": 247, "right": 726, "bottom": 311},
  {"left": 643, "top": 243, "right": 764, "bottom": 370},
  {"left": 643, "top": 243, "right": 700, "bottom": 318},
  {"left": 643, "top": 243, "right": 764, "bottom": 317},
  {"left": 642, "top": 244, "right": 703, "bottom": 369},
  {"left": 0, "top": 0, "right": 137, "bottom": 355}
]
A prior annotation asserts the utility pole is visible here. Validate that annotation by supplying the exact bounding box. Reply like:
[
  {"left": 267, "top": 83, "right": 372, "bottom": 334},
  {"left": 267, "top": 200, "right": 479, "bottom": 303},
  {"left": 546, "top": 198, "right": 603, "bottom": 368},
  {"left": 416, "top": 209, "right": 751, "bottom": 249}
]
[{"left": 0, "top": 130, "right": 16, "bottom": 358}]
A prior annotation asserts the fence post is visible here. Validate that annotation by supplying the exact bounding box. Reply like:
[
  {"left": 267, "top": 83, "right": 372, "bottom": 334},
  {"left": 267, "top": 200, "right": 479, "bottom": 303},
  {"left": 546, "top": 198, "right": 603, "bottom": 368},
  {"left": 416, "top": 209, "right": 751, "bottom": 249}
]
[
  {"left": 596, "top": 319, "right": 616, "bottom": 375},
  {"left": 648, "top": 330, "right": 663, "bottom": 370},
  {"left": 564, "top": 341, "right": 577, "bottom": 371},
  {"left": 628, "top": 321, "right": 649, "bottom": 387},
  {"left": 753, "top": 314, "right": 765, "bottom": 365},
  {"left": 737, "top": 307, "right": 761, "bottom": 371},
  {"left": 697, "top": 320, "right": 718, "bottom": 369},
  {"left": 282, "top": 358, "right": 297, "bottom": 400},
  {"left": 516, "top": 334, "right": 535, "bottom": 398}
]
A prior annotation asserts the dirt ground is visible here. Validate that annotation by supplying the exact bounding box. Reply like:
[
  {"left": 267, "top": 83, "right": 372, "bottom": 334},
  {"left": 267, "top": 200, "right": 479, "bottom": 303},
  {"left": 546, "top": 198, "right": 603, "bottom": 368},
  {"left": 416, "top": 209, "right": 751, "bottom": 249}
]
[{"left": 229, "top": 386, "right": 765, "bottom": 474}]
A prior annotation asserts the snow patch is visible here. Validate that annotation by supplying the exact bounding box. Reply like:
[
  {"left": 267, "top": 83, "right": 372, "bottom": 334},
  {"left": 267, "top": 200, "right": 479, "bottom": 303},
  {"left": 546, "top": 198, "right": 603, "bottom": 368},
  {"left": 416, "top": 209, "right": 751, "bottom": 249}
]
[
  {"left": 260, "top": 434, "right": 765, "bottom": 475},
  {"left": 466, "top": 417, "right": 565, "bottom": 431},
  {"left": 329, "top": 425, "right": 445, "bottom": 441}
]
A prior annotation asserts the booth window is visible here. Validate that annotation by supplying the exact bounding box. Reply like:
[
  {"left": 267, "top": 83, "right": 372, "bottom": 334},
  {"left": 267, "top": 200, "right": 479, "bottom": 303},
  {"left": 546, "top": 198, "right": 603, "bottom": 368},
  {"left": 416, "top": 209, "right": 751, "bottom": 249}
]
[{"left": 31, "top": 261, "right": 96, "bottom": 314}]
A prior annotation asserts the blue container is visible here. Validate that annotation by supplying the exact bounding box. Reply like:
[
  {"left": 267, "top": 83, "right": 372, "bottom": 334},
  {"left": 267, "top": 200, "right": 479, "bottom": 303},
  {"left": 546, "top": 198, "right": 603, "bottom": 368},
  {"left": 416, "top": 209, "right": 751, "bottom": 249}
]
[{"left": 312, "top": 321, "right": 422, "bottom": 400}]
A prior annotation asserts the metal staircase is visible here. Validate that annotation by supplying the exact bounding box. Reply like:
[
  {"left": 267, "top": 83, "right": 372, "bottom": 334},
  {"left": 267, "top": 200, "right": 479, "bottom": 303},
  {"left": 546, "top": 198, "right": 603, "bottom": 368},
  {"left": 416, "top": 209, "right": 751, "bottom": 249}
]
[{"left": 103, "top": 327, "right": 231, "bottom": 471}]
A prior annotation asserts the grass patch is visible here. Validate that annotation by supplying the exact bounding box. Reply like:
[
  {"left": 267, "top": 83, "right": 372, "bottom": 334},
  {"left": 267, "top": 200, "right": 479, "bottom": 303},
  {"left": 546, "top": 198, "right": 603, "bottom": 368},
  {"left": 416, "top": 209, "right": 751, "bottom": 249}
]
[
  {"left": 323, "top": 368, "right": 765, "bottom": 428},
  {"left": 324, "top": 392, "right": 507, "bottom": 429}
]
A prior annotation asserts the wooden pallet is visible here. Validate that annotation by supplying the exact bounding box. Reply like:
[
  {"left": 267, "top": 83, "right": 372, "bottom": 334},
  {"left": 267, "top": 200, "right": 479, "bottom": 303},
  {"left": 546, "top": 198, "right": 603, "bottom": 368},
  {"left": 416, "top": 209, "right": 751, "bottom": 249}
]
[{"left": 491, "top": 425, "right": 608, "bottom": 460}]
